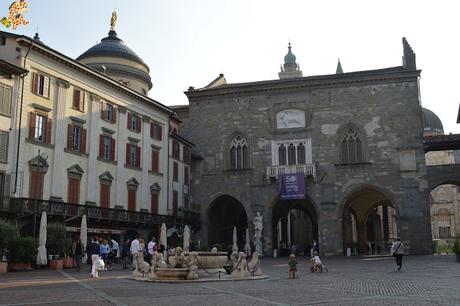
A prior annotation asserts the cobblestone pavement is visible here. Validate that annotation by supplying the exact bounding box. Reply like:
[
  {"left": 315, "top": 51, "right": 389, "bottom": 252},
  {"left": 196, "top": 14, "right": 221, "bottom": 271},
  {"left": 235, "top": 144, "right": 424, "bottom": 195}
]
[{"left": 0, "top": 255, "right": 459, "bottom": 306}]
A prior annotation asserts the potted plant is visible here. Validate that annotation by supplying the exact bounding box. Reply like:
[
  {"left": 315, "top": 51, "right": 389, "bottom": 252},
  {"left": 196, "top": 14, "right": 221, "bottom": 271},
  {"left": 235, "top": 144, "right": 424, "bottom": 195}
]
[
  {"left": 453, "top": 235, "right": 460, "bottom": 263},
  {"left": 0, "top": 220, "right": 16, "bottom": 273},
  {"left": 63, "top": 238, "right": 74, "bottom": 268},
  {"left": 46, "top": 223, "right": 66, "bottom": 270},
  {"left": 8, "top": 237, "right": 35, "bottom": 271}
]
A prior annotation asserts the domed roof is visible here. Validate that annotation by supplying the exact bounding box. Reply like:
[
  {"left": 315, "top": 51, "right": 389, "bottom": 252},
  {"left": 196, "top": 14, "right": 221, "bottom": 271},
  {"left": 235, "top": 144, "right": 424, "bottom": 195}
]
[
  {"left": 77, "top": 30, "right": 149, "bottom": 71},
  {"left": 284, "top": 43, "right": 296, "bottom": 64},
  {"left": 422, "top": 107, "right": 444, "bottom": 135}
]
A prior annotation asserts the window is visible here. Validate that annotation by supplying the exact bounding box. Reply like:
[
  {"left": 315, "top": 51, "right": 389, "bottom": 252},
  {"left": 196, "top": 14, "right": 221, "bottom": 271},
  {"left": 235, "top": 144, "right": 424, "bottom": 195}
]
[
  {"left": 31, "top": 72, "right": 50, "bottom": 98},
  {"left": 128, "top": 188, "right": 136, "bottom": 211},
  {"left": 183, "top": 147, "right": 191, "bottom": 164},
  {"left": 29, "top": 112, "right": 52, "bottom": 144},
  {"left": 297, "top": 143, "right": 306, "bottom": 164},
  {"left": 151, "top": 122, "right": 163, "bottom": 141},
  {"left": 67, "top": 124, "right": 86, "bottom": 153},
  {"left": 184, "top": 166, "right": 189, "bottom": 186},
  {"left": 151, "top": 148, "right": 160, "bottom": 173},
  {"left": 0, "top": 130, "right": 8, "bottom": 163},
  {"left": 230, "top": 136, "right": 249, "bottom": 170},
  {"left": 341, "top": 128, "right": 364, "bottom": 164},
  {"left": 172, "top": 190, "right": 178, "bottom": 216},
  {"left": 278, "top": 145, "right": 287, "bottom": 165},
  {"left": 67, "top": 177, "right": 80, "bottom": 204},
  {"left": 100, "top": 182, "right": 110, "bottom": 209},
  {"left": 72, "top": 89, "right": 85, "bottom": 112},
  {"left": 172, "top": 140, "right": 180, "bottom": 159},
  {"left": 288, "top": 144, "right": 296, "bottom": 165},
  {"left": 99, "top": 135, "right": 115, "bottom": 161},
  {"left": 126, "top": 143, "right": 140, "bottom": 168},
  {"left": 127, "top": 112, "right": 141, "bottom": 132},
  {"left": 438, "top": 226, "right": 451, "bottom": 238},
  {"left": 173, "top": 161, "right": 178, "bottom": 182},
  {"left": 0, "top": 84, "right": 12, "bottom": 116},
  {"left": 151, "top": 192, "right": 159, "bottom": 214},
  {"left": 29, "top": 169, "right": 43, "bottom": 199},
  {"left": 101, "top": 102, "right": 117, "bottom": 123},
  {"left": 184, "top": 194, "right": 189, "bottom": 209}
]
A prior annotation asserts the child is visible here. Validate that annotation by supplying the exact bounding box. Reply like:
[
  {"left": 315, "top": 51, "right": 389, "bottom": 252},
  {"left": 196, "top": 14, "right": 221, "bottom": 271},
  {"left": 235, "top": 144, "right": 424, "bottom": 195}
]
[
  {"left": 288, "top": 253, "right": 298, "bottom": 279},
  {"left": 310, "top": 252, "right": 323, "bottom": 273}
]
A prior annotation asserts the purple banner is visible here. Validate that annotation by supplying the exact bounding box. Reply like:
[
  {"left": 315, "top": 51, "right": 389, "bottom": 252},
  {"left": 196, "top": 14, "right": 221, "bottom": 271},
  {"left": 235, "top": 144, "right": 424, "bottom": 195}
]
[{"left": 279, "top": 173, "right": 305, "bottom": 200}]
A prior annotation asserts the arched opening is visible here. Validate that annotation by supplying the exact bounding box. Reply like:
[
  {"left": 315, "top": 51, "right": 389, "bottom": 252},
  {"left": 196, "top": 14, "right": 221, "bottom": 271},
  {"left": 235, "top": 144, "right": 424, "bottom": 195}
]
[
  {"left": 429, "top": 182, "right": 460, "bottom": 252},
  {"left": 341, "top": 187, "right": 397, "bottom": 255},
  {"left": 208, "top": 195, "right": 248, "bottom": 249},
  {"left": 272, "top": 198, "right": 318, "bottom": 256}
]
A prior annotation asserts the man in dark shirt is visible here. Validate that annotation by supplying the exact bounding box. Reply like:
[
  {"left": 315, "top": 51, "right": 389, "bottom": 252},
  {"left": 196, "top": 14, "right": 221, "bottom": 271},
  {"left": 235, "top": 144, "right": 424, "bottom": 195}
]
[{"left": 89, "top": 237, "right": 100, "bottom": 278}]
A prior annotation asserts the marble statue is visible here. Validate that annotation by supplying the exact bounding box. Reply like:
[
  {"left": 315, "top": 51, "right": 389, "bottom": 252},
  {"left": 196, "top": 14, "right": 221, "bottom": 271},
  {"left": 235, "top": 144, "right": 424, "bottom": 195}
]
[
  {"left": 186, "top": 252, "right": 199, "bottom": 280},
  {"left": 253, "top": 212, "right": 263, "bottom": 255},
  {"left": 248, "top": 252, "right": 262, "bottom": 276},
  {"left": 169, "top": 246, "right": 185, "bottom": 268},
  {"left": 231, "top": 252, "right": 250, "bottom": 278},
  {"left": 133, "top": 252, "right": 149, "bottom": 277}
]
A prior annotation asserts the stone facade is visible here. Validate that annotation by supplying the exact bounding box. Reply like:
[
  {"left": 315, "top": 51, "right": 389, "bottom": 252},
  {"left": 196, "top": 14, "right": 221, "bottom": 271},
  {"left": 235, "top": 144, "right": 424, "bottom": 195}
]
[{"left": 183, "top": 39, "right": 433, "bottom": 255}]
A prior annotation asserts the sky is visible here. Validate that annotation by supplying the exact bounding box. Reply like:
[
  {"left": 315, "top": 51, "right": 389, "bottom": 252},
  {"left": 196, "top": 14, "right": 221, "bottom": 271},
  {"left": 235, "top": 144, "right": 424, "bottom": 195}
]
[{"left": 6, "top": 0, "right": 460, "bottom": 133}]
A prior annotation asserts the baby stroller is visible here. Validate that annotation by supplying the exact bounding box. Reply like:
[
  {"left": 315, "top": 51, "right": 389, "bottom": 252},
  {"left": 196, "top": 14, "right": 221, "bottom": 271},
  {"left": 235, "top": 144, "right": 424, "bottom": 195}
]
[{"left": 310, "top": 257, "right": 328, "bottom": 273}]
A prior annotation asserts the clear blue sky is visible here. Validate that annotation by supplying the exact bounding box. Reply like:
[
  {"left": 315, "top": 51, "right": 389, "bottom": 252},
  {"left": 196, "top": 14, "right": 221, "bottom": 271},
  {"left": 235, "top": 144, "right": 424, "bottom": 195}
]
[{"left": 6, "top": 0, "right": 460, "bottom": 133}]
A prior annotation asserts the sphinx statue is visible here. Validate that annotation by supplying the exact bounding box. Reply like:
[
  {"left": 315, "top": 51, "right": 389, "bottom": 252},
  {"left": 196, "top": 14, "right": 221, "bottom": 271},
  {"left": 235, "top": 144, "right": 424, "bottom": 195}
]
[
  {"left": 132, "top": 252, "right": 150, "bottom": 278},
  {"left": 248, "top": 252, "right": 262, "bottom": 276},
  {"left": 169, "top": 246, "right": 186, "bottom": 268},
  {"left": 231, "top": 252, "right": 250, "bottom": 278},
  {"left": 185, "top": 252, "right": 199, "bottom": 280}
]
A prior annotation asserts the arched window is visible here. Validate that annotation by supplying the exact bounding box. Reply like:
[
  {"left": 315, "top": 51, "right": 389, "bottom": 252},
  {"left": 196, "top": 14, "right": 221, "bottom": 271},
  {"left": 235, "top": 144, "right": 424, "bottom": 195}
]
[
  {"left": 288, "top": 143, "right": 296, "bottom": 165},
  {"left": 297, "top": 143, "right": 305, "bottom": 164},
  {"left": 278, "top": 144, "right": 287, "bottom": 165},
  {"left": 341, "top": 128, "right": 364, "bottom": 164},
  {"left": 230, "top": 136, "right": 249, "bottom": 169}
]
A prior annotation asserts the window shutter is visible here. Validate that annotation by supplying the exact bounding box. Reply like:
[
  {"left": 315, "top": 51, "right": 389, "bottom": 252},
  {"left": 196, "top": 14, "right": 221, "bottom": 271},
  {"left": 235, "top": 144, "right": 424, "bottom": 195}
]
[
  {"left": 81, "top": 128, "right": 87, "bottom": 153},
  {"left": 73, "top": 90, "right": 79, "bottom": 109},
  {"left": 99, "top": 135, "right": 104, "bottom": 158},
  {"left": 150, "top": 122, "right": 153, "bottom": 138},
  {"left": 136, "top": 146, "right": 141, "bottom": 168},
  {"left": 127, "top": 112, "right": 131, "bottom": 129},
  {"left": 151, "top": 193, "right": 158, "bottom": 215},
  {"left": 173, "top": 162, "right": 178, "bottom": 182},
  {"left": 152, "top": 149, "right": 159, "bottom": 173},
  {"left": 100, "top": 101, "right": 106, "bottom": 120},
  {"left": 112, "top": 106, "right": 117, "bottom": 123},
  {"left": 110, "top": 138, "right": 115, "bottom": 161},
  {"left": 43, "top": 76, "right": 50, "bottom": 98},
  {"left": 45, "top": 117, "right": 52, "bottom": 144},
  {"left": 137, "top": 116, "right": 141, "bottom": 133},
  {"left": 184, "top": 167, "right": 189, "bottom": 186},
  {"left": 67, "top": 124, "right": 73, "bottom": 149},
  {"left": 158, "top": 125, "right": 163, "bottom": 141},
  {"left": 32, "top": 72, "right": 38, "bottom": 94},
  {"left": 125, "top": 143, "right": 130, "bottom": 165},
  {"left": 0, "top": 131, "right": 8, "bottom": 163},
  {"left": 28, "top": 112, "right": 36, "bottom": 140},
  {"left": 79, "top": 91, "right": 85, "bottom": 111}
]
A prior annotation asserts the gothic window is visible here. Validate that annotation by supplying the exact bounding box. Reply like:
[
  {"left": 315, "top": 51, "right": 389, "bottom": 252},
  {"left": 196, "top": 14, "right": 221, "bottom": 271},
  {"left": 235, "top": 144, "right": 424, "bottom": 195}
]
[
  {"left": 297, "top": 143, "right": 306, "bottom": 164},
  {"left": 278, "top": 144, "right": 286, "bottom": 165},
  {"left": 230, "top": 136, "right": 249, "bottom": 170},
  {"left": 288, "top": 143, "right": 296, "bottom": 165},
  {"left": 341, "top": 128, "right": 364, "bottom": 164}
]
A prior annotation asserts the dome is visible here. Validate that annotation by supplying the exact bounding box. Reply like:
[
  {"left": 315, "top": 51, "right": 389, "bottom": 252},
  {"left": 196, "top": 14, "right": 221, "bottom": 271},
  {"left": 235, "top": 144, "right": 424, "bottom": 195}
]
[
  {"left": 422, "top": 107, "right": 444, "bottom": 135},
  {"left": 284, "top": 43, "right": 296, "bottom": 64},
  {"left": 77, "top": 30, "right": 152, "bottom": 94}
]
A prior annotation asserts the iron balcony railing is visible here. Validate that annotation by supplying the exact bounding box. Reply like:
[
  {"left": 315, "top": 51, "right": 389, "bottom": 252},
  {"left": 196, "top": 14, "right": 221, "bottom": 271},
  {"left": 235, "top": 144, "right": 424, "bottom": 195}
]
[
  {"left": 3, "top": 198, "right": 201, "bottom": 229},
  {"left": 266, "top": 164, "right": 316, "bottom": 179}
]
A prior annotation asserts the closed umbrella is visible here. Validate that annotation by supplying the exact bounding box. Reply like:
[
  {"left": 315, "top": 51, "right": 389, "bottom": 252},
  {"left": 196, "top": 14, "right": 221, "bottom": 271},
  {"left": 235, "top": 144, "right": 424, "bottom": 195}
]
[
  {"left": 80, "top": 215, "right": 87, "bottom": 263},
  {"left": 36, "top": 211, "right": 47, "bottom": 265},
  {"left": 232, "top": 226, "right": 238, "bottom": 253},
  {"left": 160, "top": 223, "right": 167, "bottom": 248},
  {"left": 183, "top": 225, "right": 190, "bottom": 251}
]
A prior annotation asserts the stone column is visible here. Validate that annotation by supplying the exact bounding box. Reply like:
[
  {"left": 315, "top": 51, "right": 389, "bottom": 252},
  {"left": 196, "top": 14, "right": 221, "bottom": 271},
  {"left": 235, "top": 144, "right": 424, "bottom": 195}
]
[
  {"left": 115, "top": 106, "right": 127, "bottom": 207},
  {"left": 357, "top": 219, "right": 367, "bottom": 255},
  {"left": 50, "top": 79, "right": 70, "bottom": 200},
  {"left": 140, "top": 116, "right": 151, "bottom": 210},
  {"left": 85, "top": 94, "right": 101, "bottom": 205}
]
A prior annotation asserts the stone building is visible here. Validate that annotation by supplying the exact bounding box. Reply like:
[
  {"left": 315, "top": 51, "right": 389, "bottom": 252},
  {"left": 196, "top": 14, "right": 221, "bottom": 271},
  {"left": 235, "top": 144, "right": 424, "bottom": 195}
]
[
  {"left": 181, "top": 38, "right": 433, "bottom": 256},
  {"left": 0, "top": 20, "right": 196, "bottom": 241}
]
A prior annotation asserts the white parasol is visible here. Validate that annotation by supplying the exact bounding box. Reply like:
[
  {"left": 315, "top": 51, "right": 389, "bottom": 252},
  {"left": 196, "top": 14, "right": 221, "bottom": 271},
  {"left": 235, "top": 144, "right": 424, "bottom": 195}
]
[
  {"left": 80, "top": 214, "right": 87, "bottom": 263},
  {"left": 36, "top": 211, "right": 47, "bottom": 265},
  {"left": 160, "top": 223, "right": 167, "bottom": 248},
  {"left": 183, "top": 225, "right": 190, "bottom": 251},
  {"left": 232, "top": 226, "right": 238, "bottom": 253}
]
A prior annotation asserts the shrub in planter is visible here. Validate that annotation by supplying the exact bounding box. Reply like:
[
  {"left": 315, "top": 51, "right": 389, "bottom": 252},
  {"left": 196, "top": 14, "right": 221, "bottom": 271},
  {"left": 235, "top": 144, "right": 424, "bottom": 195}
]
[
  {"left": 46, "top": 223, "right": 66, "bottom": 257},
  {"left": 0, "top": 220, "right": 16, "bottom": 260},
  {"left": 453, "top": 235, "right": 460, "bottom": 262},
  {"left": 8, "top": 237, "right": 35, "bottom": 270}
]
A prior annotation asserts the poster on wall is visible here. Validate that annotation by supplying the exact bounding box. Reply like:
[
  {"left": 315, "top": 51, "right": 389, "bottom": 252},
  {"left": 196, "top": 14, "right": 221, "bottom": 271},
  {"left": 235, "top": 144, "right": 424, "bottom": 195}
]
[{"left": 279, "top": 173, "right": 305, "bottom": 200}]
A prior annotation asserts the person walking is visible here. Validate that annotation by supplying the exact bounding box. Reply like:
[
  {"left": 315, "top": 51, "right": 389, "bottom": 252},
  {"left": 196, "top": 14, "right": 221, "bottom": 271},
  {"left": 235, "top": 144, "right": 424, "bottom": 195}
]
[
  {"left": 122, "top": 239, "right": 130, "bottom": 269},
  {"left": 89, "top": 237, "right": 101, "bottom": 278},
  {"left": 391, "top": 238, "right": 404, "bottom": 271},
  {"left": 73, "top": 238, "right": 83, "bottom": 272},
  {"left": 147, "top": 237, "right": 156, "bottom": 264},
  {"left": 100, "top": 240, "right": 110, "bottom": 270},
  {"left": 111, "top": 239, "right": 120, "bottom": 264}
]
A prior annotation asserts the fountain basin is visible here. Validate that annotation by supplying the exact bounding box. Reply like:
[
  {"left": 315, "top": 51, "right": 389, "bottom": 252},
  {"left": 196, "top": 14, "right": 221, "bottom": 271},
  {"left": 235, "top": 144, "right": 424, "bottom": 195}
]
[
  {"left": 154, "top": 268, "right": 189, "bottom": 280},
  {"left": 184, "top": 252, "right": 228, "bottom": 269}
]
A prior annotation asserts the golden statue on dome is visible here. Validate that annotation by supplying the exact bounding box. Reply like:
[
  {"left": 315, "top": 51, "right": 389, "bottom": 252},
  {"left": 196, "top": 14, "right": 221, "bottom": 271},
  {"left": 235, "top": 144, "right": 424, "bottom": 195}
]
[{"left": 110, "top": 11, "right": 117, "bottom": 31}]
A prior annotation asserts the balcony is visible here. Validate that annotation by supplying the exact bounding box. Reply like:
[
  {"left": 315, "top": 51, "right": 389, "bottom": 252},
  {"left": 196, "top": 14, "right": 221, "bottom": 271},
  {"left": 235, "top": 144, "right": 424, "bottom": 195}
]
[
  {"left": 266, "top": 164, "right": 316, "bottom": 180},
  {"left": 3, "top": 198, "right": 201, "bottom": 230}
]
